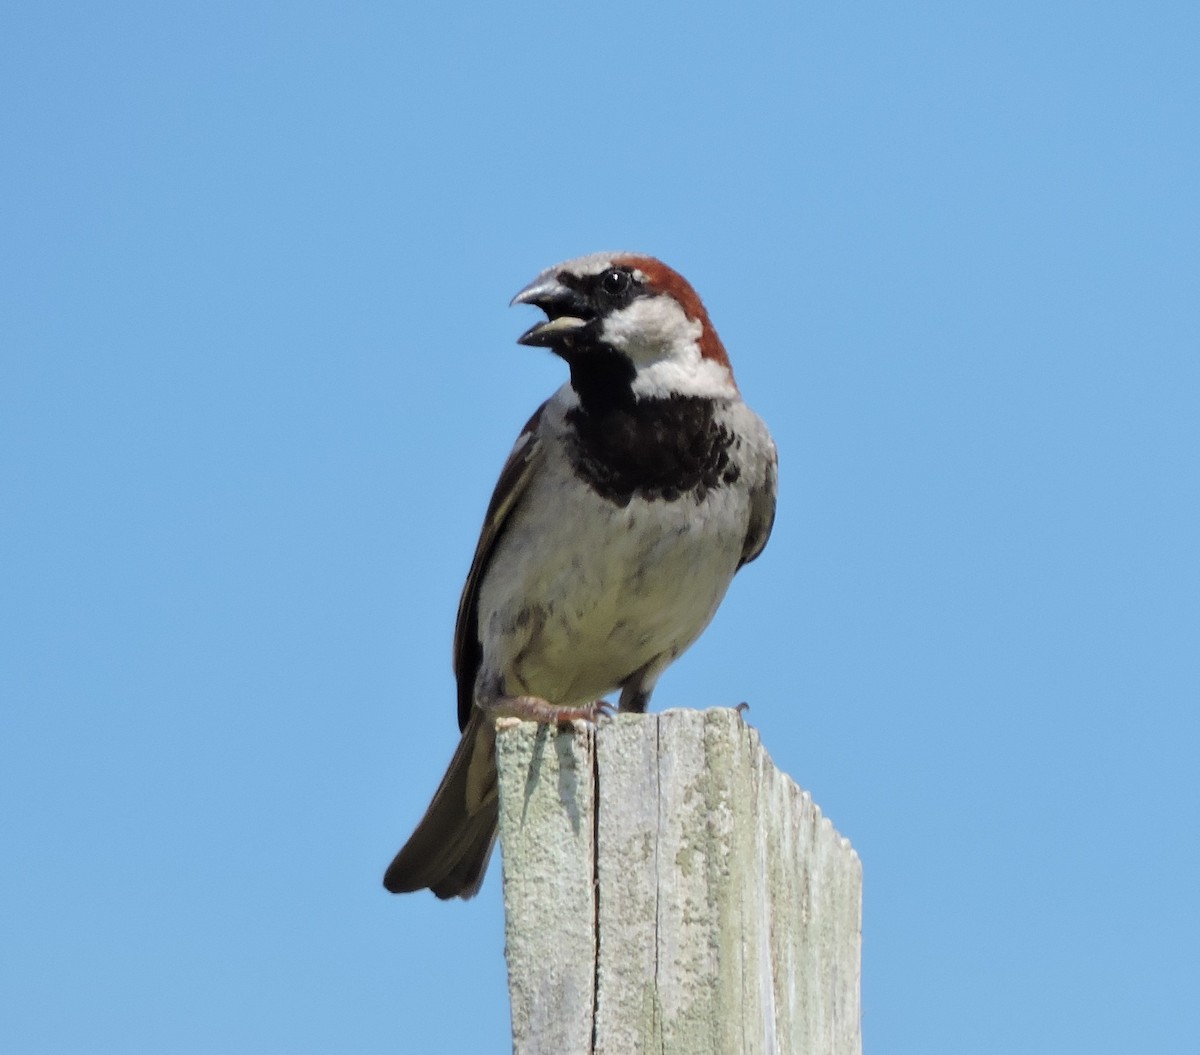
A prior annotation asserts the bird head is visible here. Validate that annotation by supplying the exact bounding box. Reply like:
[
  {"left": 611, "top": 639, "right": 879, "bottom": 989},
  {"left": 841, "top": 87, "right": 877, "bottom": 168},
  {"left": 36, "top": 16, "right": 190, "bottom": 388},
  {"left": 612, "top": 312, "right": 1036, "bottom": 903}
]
[{"left": 511, "top": 253, "right": 736, "bottom": 402}]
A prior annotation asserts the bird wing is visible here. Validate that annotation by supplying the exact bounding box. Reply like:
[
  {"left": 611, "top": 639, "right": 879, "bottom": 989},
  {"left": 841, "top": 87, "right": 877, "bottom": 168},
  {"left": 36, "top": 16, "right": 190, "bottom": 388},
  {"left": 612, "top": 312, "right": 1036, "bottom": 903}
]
[
  {"left": 739, "top": 437, "right": 778, "bottom": 568},
  {"left": 452, "top": 403, "right": 547, "bottom": 730}
]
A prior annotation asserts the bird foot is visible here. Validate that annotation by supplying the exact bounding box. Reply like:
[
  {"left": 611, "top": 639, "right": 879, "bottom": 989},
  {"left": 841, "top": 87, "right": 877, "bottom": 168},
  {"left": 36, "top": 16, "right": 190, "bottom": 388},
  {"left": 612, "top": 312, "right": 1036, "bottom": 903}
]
[{"left": 488, "top": 695, "right": 613, "bottom": 727}]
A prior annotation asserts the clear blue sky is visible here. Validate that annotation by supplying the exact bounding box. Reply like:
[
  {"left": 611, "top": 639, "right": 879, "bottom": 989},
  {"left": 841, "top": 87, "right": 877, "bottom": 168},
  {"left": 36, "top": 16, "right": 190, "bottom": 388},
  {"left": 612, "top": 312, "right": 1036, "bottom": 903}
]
[{"left": 3, "top": 2, "right": 1197, "bottom": 1052}]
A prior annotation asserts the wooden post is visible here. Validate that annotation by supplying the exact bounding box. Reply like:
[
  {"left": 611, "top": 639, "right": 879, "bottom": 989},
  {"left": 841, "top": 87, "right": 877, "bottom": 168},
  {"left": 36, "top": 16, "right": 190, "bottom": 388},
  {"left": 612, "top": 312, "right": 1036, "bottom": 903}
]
[{"left": 496, "top": 709, "right": 862, "bottom": 1055}]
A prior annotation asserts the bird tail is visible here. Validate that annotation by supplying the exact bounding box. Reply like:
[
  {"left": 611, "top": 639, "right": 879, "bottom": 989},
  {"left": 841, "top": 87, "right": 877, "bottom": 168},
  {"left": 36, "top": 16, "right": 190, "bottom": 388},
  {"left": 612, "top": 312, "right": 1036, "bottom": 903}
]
[{"left": 383, "top": 711, "right": 498, "bottom": 899}]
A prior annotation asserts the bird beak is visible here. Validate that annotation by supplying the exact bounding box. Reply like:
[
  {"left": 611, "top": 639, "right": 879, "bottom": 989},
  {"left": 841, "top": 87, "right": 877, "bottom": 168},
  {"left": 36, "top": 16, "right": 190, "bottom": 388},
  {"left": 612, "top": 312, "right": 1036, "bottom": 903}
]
[
  {"left": 514, "top": 315, "right": 590, "bottom": 347},
  {"left": 511, "top": 273, "right": 594, "bottom": 348}
]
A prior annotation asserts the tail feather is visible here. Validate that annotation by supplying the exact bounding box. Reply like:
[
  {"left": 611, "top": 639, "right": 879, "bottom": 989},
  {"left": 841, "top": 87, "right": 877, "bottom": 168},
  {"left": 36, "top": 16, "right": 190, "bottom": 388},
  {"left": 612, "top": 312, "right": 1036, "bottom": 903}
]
[{"left": 383, "top": 712, "right": 498, "bottom": 899}]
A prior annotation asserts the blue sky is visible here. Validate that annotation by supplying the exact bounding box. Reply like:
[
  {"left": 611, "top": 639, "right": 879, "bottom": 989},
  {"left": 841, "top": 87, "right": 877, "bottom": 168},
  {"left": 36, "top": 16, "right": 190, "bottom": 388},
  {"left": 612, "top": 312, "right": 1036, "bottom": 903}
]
[{"left": 3, "top": 2, "right": 1197, "bottom": 1051}]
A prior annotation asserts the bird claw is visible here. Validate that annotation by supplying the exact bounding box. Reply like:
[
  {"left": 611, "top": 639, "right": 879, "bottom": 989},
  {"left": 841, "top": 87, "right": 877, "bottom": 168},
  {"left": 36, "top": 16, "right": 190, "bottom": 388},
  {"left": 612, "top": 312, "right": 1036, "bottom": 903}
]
[
  {"left": 585, "top": 699, "right": 615, "bottom": 722},
  {"left": 553, "top": 698, "right": 612, "bottom": 727}
]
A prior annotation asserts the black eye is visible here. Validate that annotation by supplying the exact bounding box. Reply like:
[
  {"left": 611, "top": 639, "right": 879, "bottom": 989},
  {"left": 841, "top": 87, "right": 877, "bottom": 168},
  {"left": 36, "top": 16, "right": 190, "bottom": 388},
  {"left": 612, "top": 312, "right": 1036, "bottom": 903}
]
[{"left": 601, "top": 268, "right": 631, "bottom": 298}]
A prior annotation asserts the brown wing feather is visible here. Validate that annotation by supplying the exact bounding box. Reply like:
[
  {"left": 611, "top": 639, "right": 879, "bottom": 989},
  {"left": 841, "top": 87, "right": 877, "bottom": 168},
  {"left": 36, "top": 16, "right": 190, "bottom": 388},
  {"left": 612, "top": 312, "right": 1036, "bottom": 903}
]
[{"left": 453, "top": 404, "right": 546, "bottom": 730}]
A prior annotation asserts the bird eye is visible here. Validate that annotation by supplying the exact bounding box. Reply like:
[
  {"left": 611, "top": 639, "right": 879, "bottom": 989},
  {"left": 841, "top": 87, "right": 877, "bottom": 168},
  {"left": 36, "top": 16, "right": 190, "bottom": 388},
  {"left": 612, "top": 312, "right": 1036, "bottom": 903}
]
[{"left": 601, "top": 268, "right": 631, "bottom": 298}]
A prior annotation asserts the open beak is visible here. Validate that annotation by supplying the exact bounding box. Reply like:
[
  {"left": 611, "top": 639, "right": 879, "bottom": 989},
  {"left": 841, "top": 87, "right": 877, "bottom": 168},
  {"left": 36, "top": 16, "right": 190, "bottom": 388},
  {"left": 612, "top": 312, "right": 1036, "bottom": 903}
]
[{"left": 510, "top": 273, "right": 594, "bottom": 349}]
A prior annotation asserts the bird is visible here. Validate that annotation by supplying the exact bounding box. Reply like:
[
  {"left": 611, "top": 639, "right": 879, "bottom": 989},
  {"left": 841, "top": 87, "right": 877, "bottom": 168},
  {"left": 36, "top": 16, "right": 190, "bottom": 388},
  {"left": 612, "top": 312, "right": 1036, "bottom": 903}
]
[{"left": 383, "top": 252, "right": 777, "bottom": 898}]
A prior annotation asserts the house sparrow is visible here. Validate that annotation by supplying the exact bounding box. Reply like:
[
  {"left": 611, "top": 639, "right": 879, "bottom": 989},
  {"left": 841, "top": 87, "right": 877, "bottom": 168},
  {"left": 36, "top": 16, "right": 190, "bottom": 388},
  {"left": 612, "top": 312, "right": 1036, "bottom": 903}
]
[{"left": 383, "top": 253, "right": 777, "bottom": 898}]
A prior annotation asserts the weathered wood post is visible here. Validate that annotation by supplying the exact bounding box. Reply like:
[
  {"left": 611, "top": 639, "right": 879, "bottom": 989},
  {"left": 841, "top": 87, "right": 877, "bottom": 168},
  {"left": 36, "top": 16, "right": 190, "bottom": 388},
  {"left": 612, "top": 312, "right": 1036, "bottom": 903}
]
[{"left": 496, "top": 709, "right": 862, "bottom": 1055}]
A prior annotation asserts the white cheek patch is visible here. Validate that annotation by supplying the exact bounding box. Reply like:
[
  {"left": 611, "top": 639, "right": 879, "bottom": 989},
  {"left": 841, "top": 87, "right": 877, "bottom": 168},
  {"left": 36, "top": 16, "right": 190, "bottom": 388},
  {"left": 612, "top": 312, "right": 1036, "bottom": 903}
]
[
  {"left": 600, "top": 296, "right": 703, "bottom": 366},
  {"left": 632, "top": 356, "right": 737, "bottom": 400}
]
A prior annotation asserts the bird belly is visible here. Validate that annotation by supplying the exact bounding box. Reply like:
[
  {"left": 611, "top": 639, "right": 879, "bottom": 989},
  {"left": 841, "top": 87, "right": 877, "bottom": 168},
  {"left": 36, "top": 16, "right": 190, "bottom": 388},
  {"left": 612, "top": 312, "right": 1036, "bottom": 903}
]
[{"left": 475, "top": 475, "right": 748, "bottom": 706}]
